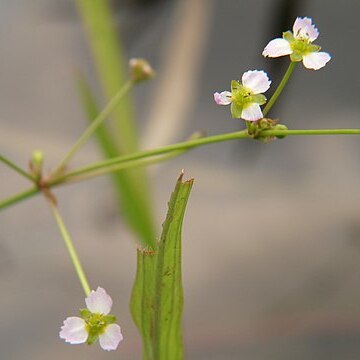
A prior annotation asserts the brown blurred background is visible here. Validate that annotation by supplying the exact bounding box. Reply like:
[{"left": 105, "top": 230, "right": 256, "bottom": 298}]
[{"left": 1, "top": 0, "right": 360, "bottom": 359}]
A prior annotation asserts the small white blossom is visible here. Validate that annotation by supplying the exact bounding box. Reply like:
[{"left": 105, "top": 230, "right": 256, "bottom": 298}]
[
  {"left": 263, "top": 17, "right": 331, "bottom": 70},
  {"left": 214, "top": 70, "right": 271, "bottom": 121},
  {"left": 60, "top": 287, "right": 123, "bottom": 351}
]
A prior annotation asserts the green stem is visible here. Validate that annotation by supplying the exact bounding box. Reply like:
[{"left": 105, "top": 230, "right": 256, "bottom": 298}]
[
  {"left": 47, "top": 198, "right": 91, "bottom": 296},
  {"left": 51, "top": 130, "right": 248, "bottom": 183},
  {"left": 61, "top": 149, "right": 187, "bottom": 185},
  {"left": 263, "top": 61, "right": 297, "bottom": 117},
  {"left": 57, "top": 132, "right": 203, "bottom": 184},
  {"left": 0, "top": 186, "right": 39, "bottom": 210},
  {"left": 0, "top": 154, "right": 35, "bottom": 182},
  {"left": 53, "top": 128, "right": 360, "bottom": 183},
  {"left": 3, "top": 128, "right": 360, "bottom": 210},
  {"left": 52, "top": 80, "right": 133, "bottom": 177},
  {"left": 263, "top": 129, "right": 360, "bottom": 136}
]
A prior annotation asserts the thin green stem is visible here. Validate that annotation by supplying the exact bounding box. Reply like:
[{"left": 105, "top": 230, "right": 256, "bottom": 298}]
[
  {"left": 0, "top": 154, "right": 35, "bottom": 182},
  {"left": 263, "top": 61, "right": 297, "bottom": 117},
  {"left": 52, "top": 80, "right": 133, "bottom": 177},
  {"left": 53, "top": 128, "right": 360, "bottom": 184},
  {"left": 0, "top": 186, "right": 39, "bottom": 211},
  {"left": 57, "top": 133, "right": 203, "bottom": 184},
  {"left": 263, "top": 129, "right": 360, "bottom": 136},
  {"left": 62, "top": 149, "right": 187, "bottom": 184},
  {"left": 51, "top": 130, "right": 249, "bottom": 184},
  {"left": 47, "top": 198, "right": 91, "bottom": 296},
  {"left": 3, "top": 128, "right": 360, "bottom": 210}
]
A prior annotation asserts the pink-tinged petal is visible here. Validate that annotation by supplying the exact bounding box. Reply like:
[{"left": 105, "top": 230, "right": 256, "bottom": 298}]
[
  {"left": 59, "top": 317, "right": 88, "bottom": 344},
  {"left": 85, "top": 287, "right": 112, "bottom": 315},
  {"left": 302, "top": 52, "right": 331, "bottom": 70},
  {"left": 241, "top": 103, "right": 263, "bottom": 121},
  {"left": 214, "top": 91, "right": 231, "bottom": 105},
  {"left": 262, "top": 38, "right": 292, "bottom": 58},
  {"left": 99, "top": 324, "right": 123, "bottom": 351},
  {"left": 241, "top": 70, "right": 271, "bottom": 94},
  {"left": 293, "top": 17, "right": 319, "bottom": 41}
]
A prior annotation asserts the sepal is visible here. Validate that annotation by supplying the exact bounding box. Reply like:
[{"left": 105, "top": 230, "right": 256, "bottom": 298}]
[
  {"left": 231, "top": 80, "right": 240, "bottom": 92},
  {"left": 80, "top": 308, "right": 92, "bottom": 321},
  {"left": 103, "top": 315, "right": 117, "bottom": 325},
  {"left": 283, "top": 31, "right": 294, "bottom": 42},
  {"left": 251, "top": 93, "right": 267, "bottom": 106},
  {"left": 231, "top": 102, "right": 243, "bottom": 118}
]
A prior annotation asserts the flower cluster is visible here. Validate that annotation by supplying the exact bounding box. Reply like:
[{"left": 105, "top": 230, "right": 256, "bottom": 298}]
[
  {"left": 214, "top": 17, "right": 331, "bottom": 122},
  {"left": 60, "top": 287, "right": 123, "bottom": 351}
]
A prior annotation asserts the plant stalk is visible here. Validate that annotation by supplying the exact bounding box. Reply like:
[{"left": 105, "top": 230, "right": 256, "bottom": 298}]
[
  {"left": 52, "top": 80, "right": 133, "bottom": 177},
  {"left": 53, "top": 128, "right": 360, "bottom": 184},
  {"left": 47, "top": 198, "right": 91, "bottom": 296},
  {"left": 263, "top": 61, "right": 297, "bottom": 117},
  {"left": 3, "top": 128, "right": 360, "bottom": 210},
  {"left": 0, "top": 154, "right": 34, "bottom": 182}
]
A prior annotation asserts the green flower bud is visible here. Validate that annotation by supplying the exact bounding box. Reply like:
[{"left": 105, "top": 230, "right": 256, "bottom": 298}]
[
  {"left": 30, "top": 149, "right": 44, "bottom": 179},
  {"left": 129, "top": 58, "right": 155, "bottom": 83},
  {"left": 31, "top": 150, "right": 44, "bottom": 168},
  {"left": 274, "top": 124, "right": 288, "bottom": 139}
]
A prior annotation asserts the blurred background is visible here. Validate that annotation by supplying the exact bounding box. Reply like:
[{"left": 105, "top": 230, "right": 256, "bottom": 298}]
[{"left": 1, "top": 0, "right": 360, "bottom": 359}]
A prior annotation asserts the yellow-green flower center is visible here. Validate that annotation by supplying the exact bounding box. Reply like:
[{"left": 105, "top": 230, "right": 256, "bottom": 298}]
[
  {"left": 232, "top": 86, "right": 253, "bottom": 107},
  {"left": 283, "top": 30, "right": 321, "bottom": 62},
  {"left": 80, "top": 308, "right": 117, "bottom": 345}
]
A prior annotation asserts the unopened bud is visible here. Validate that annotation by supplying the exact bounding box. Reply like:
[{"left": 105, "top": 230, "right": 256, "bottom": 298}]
[
  {"left": 32, "top": 150, "right": 44, "bottom": 166},
  {"left": 30, "top": 149, "right": 44, "bottom": 179},
  {"left": 129, "top": 58, "right": 155, "bottom": 83},
  {"left": 274, "top": 124, "right": 288, "bottom": 139}
]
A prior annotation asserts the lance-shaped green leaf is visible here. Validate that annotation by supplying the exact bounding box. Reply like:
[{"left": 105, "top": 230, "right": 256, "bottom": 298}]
[
  {"left": 130, "top": 173, "right": 193, "bottom": 360},
  {"left": 130, "top": 249, "right": 157, "bottom": 360},
  {"left": 154, "top": 172, "right": 194, "bottom": 360},
  {"left": 75, "top": 0, "right": 156, "bottom": 248}
]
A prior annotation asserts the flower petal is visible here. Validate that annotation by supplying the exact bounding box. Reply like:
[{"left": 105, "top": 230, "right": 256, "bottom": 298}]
[
  {"left": 99, "top": 324, "right": 123, "bottom": 351},
  {"left": 302, "top": 52, "right": 331, "bottom": 70},
  {"left": 85, "top": 287, "right": 113, "bottom": 315},
  {"left": 214, "top": 91, "right": 231, "bottom": 105},
  {"left": 241, "top": 103, "right": 263, "bottom": 121},
  {"left": 293, "top": 17, "right": 319, "bottom": 41},
  {"left": 262, "top": 38, "right": 292, "bottom": 58},
  {"left": 242, "top": 70, "right": 271, "bottom": 94},
  {"left": 59, "top": 317, "right": 88, "bottom": 344}
]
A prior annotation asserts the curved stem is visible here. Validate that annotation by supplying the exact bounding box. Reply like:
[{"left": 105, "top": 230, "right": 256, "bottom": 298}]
[
  {"left": 0, "top": 154, "right": 35, "bottom": 182},
  {"left": 52, "top": 80, "right": 133, "bottom": 177},
  {"left": 263, "top": 61, "right": 297, "bottom": 117},
  {"left": 47, "top": 198, "right": 91, "bottom": 296}
]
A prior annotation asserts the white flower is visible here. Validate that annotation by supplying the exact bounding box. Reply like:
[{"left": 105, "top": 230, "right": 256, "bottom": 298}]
[
  {"left": 59, "top": 287, "right": 123, "bottom": 351},
  {"left": 214, "top": 70, "right": 271, "bottom": 121},
  {"left": 263, "top": 17, "right": 331, "bottom": 70}
]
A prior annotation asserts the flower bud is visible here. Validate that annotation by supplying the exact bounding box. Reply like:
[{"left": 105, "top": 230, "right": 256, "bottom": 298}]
[
  {"left": 30, "top": 149, "right": 44, "bottom": 179},
  {"left": 274, "top": 124, "right": 288, "bottom": 139},
  {"left": 129, "top": 58, "right": 155, "bottom": 83},
  {"left": 32, "top": 150, "right": 44, "bottom": 166}
]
